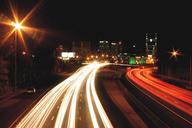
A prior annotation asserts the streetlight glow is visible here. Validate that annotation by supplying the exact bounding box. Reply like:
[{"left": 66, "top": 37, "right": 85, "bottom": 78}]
[
  {"left": 0, "top": 0, "right": 44, "bottom": 91},
  {"left": 14, "top": 22, "right": 22, "bottom": 30},
  {"left": 172, "top": 51, "right": 177, "bottom": 56},
  {"left": 170, "top": 49, "right": 180, "bottom": 58},
  {"left": 0, "top": 0, "right": 43, "bottom": 46}
]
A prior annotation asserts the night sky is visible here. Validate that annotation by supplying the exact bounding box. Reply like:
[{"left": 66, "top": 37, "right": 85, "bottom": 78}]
[{"left": 0, "top": 0, "right": 191, "bottom": 53}]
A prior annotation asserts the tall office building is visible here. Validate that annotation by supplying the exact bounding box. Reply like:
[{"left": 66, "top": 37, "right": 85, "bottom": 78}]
[
  {"left": 146, "top": 33, "right": 157, "bottom": 56},
  {"left": 72, "top": 41, "right": 91, "bottom": 57},
  {"left": 117, "top": 41, "right": 123, "bottom": 54},
  {"left": 110, "top": 42, "right": 118, "bottom": 55},
  {"left": 145, "top": 33, "right": 158, "bottom": 63},
  {"left": 98, "top": 40, "right": 110, "bottom": 54}
]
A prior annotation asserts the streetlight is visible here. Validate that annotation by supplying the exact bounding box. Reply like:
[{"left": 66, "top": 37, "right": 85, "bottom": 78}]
[
  {"left": 170, "top": 49, "right": 180, "bottom": 59},
  {"left": 0, "top": 1, "right": 42, "bottom": 90},
  {"left": 169, "top": 49, "right": 191, "bottom": 87},
  {"left": 165, "top": 48, "right": 180, "bottom": 80},
  {"left": 12, "top": 22, "right": 22, "bottom": 30},
  {"left": 11, "top": 21, "right": 24, "bottom": 90}
]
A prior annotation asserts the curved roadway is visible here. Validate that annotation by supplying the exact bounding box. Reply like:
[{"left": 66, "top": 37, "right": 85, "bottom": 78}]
[
  {"left": 126, "top": 67, "right": 192, "bottom": 126},
  {"left": 14, "top": 63, "right": 113, "bottom": 128}
]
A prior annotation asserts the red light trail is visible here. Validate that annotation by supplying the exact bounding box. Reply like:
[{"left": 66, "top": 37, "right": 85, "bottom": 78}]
[{"left": 126, "top": 68, "right": 192, "bottom": 116}]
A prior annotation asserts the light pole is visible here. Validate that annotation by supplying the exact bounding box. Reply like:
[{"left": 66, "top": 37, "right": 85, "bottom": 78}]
[
  {"left": 169, "top": 49, "right": 180, "bottom": 78},
  {"left": 0, "top": 0, "right": 41, "bottom": 91},
  {"left": 14, "top": 30, "right": 17, "bottom": 90},
  {"left": 12, "top": 22, "right": 22, "bottom": 90},
  {"left": 170, "top": 49, "right": 192, "bottom": 87}
]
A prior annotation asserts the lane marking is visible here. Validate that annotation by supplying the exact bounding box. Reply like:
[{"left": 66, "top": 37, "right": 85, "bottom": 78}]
[{"left": 51, "top": 116, "right": 55, "bottom": 121}]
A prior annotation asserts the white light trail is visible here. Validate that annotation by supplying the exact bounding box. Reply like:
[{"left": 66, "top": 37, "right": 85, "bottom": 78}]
[
  {"left": 86, "top": 65, "right": 100, "bottom": 128},
  {"left": 16, "top": 63, "right": 113, "bottom": 128},
  {"left": 86, "top": 64, "right": 113, "bottom": 128},
  {"left": 67, "top": 65, "right": 94, "bottom": 128}
]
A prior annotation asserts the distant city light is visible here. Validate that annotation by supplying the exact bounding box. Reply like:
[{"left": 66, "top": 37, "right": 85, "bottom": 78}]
[
  {"left": 129, "top": 57, "right": 136, "bottom": 65},
  {"left": 147, "top": 55, "right": 152, "bottom": 58},
  {"left": 32, "top": 54, "right": 35, "bottom": 58},
  {"left": 111, "top": 43, "right": 116, "bottom": 45},
  {"left": 22, "top": 51, "right": 26, "bottom": 55},
  {"left": 140, "top": 57, "right": 146, "bottom": 64},
  {"left": 136, "top": 56, "right": 141, "bottom": 59}
]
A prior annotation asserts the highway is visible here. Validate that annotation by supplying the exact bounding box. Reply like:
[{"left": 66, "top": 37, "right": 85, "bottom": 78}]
[
  {"left": 126, "top": 67, "right": 192, "bottom": 127},
  {"left": 14, "top": 63, "right": 113, "bottom": 128},
  {"left": 11, "top": 65, "right": 192, "bottom": 128}
]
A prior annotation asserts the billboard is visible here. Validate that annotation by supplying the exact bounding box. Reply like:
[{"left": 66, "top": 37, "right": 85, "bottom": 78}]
[{"left": 61, "top": 52, "right": 75, "bottom": 58}]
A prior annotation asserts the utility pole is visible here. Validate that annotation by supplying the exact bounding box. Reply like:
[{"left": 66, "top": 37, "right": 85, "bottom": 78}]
[{"left": 14, "top": 31, "right": 17, "bottom": 91}]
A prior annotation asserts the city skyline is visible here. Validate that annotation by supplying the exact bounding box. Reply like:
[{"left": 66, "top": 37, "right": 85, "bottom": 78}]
[
  {"left": 0, "top": 1, "right": 192, "bottom": 128},
  {"left": 0, "top": 0, "right": 191, "bottom": 52}
]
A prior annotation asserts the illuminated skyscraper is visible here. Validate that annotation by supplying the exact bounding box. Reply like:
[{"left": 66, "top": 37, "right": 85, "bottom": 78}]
[
  {"left": 145, "top": 33, "right": 157, "bottom": 56},
  {"left": 145, "top": 33, "right": 158, "bottom": 64},
  {"left": 72, "top": 41, "right": 91, "bottom": 57},
  {"left": 117, "top": 41, "right": 123, "bottom": 54},
  {"left": 110, "top": 42, "right": 118, "bottom": 55},
  {"left": 98, "top": 40, "right": 110, "bottom": 54}
]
